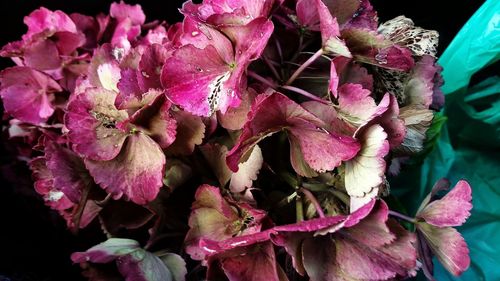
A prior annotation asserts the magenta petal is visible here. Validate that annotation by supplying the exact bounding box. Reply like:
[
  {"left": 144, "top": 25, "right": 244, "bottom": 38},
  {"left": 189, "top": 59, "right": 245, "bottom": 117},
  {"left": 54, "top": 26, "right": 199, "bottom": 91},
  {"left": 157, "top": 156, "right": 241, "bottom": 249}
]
[
  {"left": 23, "top": 7, "right": 77, "bottom": 38},
  {"left": 65, "top": 88, "right": 129, "bottom": 161},
  {"left": 418, "top": 180, "right": 472, "bottom": 227},
  {"left": 0, "top": 67, "right": 61, "bottom": 125},
  {"left": 161, "top": 44, "right": 233, "bottom": 116},
  {"left": 137, "top": 44, "right": 169, "bottom": 91},
  {"left": 85, "top": 133, "right": 165, "bottom": 205},
  {"left": 220, "top": 18, "right": 274, "bottom": 63},
  {"left": 417, "top": 224, "right": 470, "bottom": 276}
]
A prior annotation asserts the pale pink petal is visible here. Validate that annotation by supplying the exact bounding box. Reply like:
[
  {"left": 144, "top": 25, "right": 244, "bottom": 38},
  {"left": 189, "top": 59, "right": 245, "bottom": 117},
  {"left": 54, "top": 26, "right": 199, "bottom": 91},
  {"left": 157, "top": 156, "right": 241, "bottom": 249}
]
[
  {"left": 344, "top": 124, "right": 389, "bottom": 197},
  {"left": 85, "top": 133, "right": 165, "bottom": 205},
  {"left": 65, "top": 88, "right": 129, "bottom": 161},
  {"left": 418, "top": 180, "right": 472, "bottom": 227},
  {"left": 417, "top": 224, "right": 470, "bottom": 276}
]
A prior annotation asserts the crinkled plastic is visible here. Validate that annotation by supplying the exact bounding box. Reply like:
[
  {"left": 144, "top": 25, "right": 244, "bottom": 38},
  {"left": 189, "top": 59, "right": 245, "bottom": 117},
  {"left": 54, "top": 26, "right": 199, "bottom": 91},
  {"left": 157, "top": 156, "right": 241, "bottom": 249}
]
[{"left": 389, "top": 0, "right": 500, "bottom": 280}]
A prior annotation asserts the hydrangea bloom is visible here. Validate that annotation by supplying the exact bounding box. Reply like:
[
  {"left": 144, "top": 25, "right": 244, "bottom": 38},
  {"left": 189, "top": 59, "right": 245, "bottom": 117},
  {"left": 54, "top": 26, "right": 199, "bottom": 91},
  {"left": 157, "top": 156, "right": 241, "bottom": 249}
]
[{"left": 0, "top": 1, "right": 474, "bottom": 280}]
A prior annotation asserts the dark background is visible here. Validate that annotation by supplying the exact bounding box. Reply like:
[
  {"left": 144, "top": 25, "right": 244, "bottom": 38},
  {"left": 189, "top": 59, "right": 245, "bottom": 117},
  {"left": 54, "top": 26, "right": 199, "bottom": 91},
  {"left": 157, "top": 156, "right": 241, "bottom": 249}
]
[{"left": 0, "top": 0, "right": 485, "bottom": 280}]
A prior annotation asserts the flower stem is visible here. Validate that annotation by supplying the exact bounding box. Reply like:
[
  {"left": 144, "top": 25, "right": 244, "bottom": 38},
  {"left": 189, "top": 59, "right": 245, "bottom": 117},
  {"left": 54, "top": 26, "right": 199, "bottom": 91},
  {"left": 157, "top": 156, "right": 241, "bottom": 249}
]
[
  {"left": 285, "top": 48, "right": 323, "bottom": 85},
  {"left": 248, "top": 70, "right": 277, "bottom": 89},
  {"left": 296, "top": 195, "right": 304, "bottom": 222},
  {"left": 263, "top": 55, "right": 281, "bottom": 81},
  {"left": 388, "top": 210, "right": 416, "bottom": 223},
  {"left": 328, "top": 189, "right": 350, "bottom": 205},
  {"left": 281, "top": 85, "right": 329, "bottom": 104},
  {"left": 300, "top": 188, "right": 325, "bottom": 218}
]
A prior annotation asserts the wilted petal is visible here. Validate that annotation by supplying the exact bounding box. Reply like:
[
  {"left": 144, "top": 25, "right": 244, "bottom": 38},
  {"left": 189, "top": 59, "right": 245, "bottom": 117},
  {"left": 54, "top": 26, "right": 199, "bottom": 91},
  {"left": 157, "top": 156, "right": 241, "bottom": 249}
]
[
  {"left": 418, "top": 180, "right": 472, "bottom": 227},
  {"left": 344, "top": 124, "right": 389, "bottom": 197},
  {"left": 379, "top": 16, "right": 439, "bottom": 57},
  {"left": 417, "top": 224, "right": 470, "bottom": 276},
  {"left": 65, "top": 88, "right": 129, "bottom": 161},
  {"left": 185, "top": 185, "right": 266, "bottom": 260},
  {"left": 165, "top": 109, "right": 205, "bottom": 155},
  {"left": 342, "top": 28, "right": 414, "bottom": 71},
  {"left": 395, "top": 106, "right": 433, "bottom": 154},
  {"left": 85, "top": 133, "right": 165, "bottom": 205}
]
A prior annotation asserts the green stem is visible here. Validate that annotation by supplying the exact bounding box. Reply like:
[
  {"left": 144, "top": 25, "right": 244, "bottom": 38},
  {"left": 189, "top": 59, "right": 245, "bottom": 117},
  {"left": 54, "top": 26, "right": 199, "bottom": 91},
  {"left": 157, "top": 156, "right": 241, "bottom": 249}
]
[
  {"left": 296, "top": 195, "right": 304, "bottom": 222},
  {"left": 329, "top": 189, "right": 350, "bottom": 205}
]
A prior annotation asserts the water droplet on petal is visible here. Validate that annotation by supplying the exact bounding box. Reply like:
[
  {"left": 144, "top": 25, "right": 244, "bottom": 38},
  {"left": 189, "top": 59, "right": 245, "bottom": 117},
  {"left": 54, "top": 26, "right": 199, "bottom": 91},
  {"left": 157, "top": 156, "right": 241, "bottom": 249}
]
[
  {"left": 195, "top": 66, "right": 203, "bottom": 72},
  {"left": 191, "top": 31, "right": 199, "bottom": 36}
]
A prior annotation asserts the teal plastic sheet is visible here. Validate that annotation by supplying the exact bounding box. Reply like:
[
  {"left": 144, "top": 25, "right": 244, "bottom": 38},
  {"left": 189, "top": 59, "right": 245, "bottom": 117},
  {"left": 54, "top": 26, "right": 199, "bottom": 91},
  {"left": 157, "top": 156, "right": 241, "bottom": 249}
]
[{"left": 390, "top": 0, "right": 500, "bottom": 280}]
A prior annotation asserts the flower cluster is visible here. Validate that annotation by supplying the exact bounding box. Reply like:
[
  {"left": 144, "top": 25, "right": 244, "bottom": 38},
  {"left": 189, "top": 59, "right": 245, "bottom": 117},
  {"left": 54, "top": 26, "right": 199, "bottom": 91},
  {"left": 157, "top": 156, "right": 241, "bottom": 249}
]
[{"left": 0, "top": 1, "right": 472, "bottom": 280}]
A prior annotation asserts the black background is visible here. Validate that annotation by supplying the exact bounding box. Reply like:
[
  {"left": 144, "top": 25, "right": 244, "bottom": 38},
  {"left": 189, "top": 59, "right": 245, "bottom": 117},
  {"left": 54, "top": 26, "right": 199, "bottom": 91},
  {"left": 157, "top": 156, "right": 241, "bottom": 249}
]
[{"left": 0, "top": 0, "right": 485, "bottom": 280}]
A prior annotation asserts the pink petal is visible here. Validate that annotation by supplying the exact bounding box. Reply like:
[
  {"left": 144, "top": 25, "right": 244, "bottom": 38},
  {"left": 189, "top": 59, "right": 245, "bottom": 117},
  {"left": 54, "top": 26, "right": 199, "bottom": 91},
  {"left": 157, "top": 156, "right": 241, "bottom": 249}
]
[
  {"left": 315, "top": 0, "right": 351, "bottom": 57},
  {"left": 418, "top": 180, "right": 472, "bottom": 227},
  {"left": 85, "top": 133, "right": 166, "bottom": 205},
  {"left": 161, "top": 44, "right": 233, "bottom": 116},
  {"left": 0, "top": 67, "right": 61, "bottom": 125},
  {"left": 110, "top": 2, "right": 146, "bottom": 25},
  {"left": 374, "top": 93, "right": 406, "bottom": 148},
  {"left": 137, "top": 44, "right": 169, "bottom": 91},
  {"left": 417, "top": 223, "right": 470, "bottom": 276},
  {"left": 23, "top": 7, "right": 77, "bottom": 39},
  {"left": 65, "top": 88, "right": 129, "bottom": 161},
  {"left": 44, "top": 139, "right": 93, "bottom": 203},
  {"left": 337, "top": 83, "right": 390, "bottom": 128}
]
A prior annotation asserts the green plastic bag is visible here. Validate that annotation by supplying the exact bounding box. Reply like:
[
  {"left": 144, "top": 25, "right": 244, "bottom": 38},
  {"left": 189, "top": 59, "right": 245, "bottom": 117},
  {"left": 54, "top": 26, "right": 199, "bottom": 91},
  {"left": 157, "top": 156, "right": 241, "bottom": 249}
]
[{"left": 390, "top": 0, "right": 500, "bottom": 280}]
